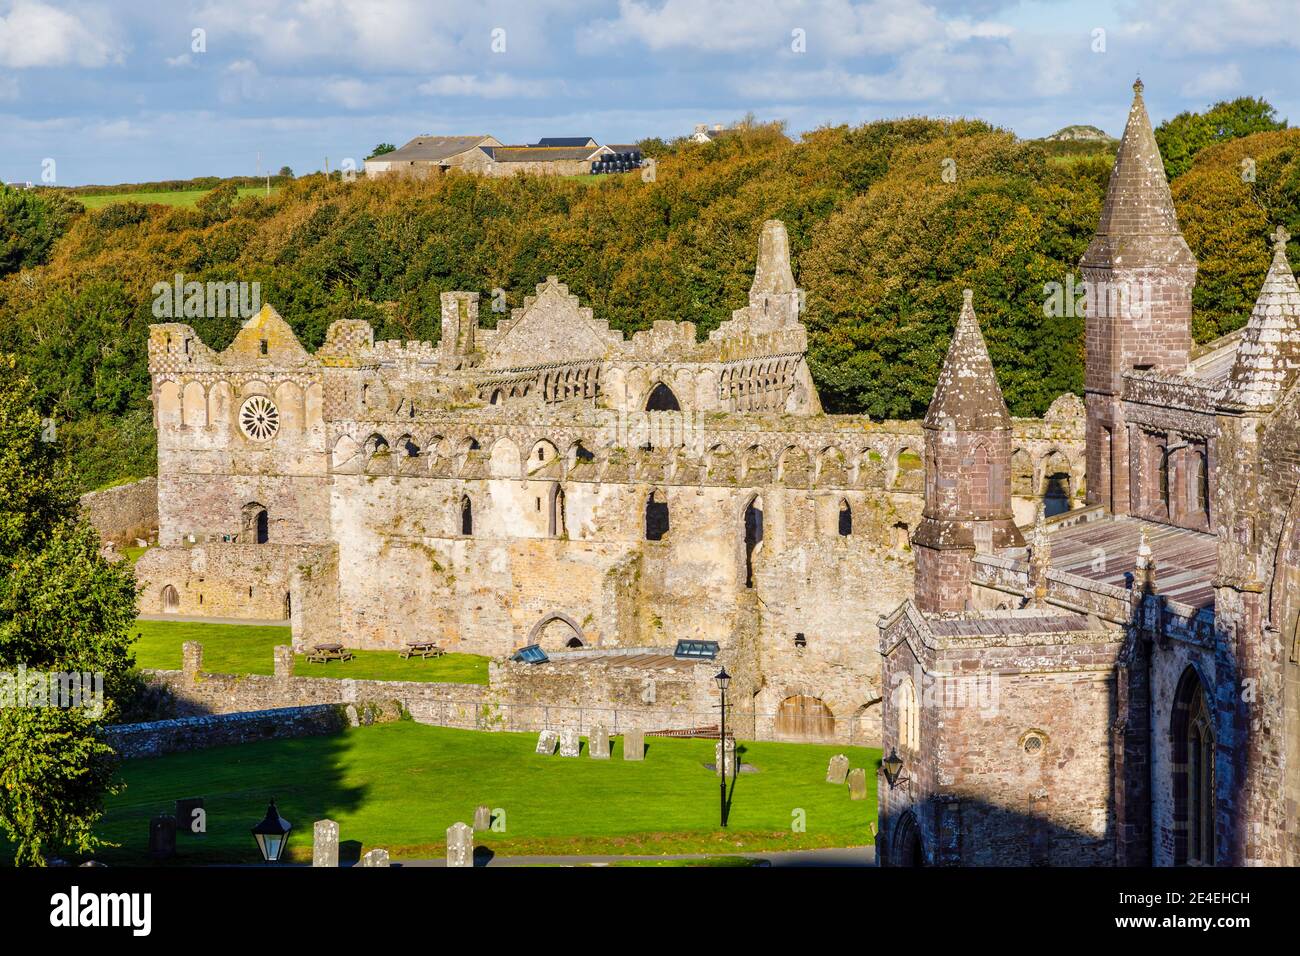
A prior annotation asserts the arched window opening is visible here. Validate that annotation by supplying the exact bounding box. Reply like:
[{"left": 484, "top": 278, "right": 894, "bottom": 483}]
[
  {"left": 838, "top": 499, "right": 852, "bottom": 536},
  {"left": 1172, "top": 667, "right": 1216, "bottom": 866},
  {"left": 460, "top": 496, "right": 473, "bottom": 536},
  {"left": 743, "top": 496, "right": 764, "bottom": 588},
  {"left": 896, "top": 676, "right": 920, "bottom": 752},
  {"left": 490, "top": 389, "right": 503, "bottom": 405},
  {"left": 242, "top": 502, "right": 269, "bottom": 544},
  {"left": 162, "top": 585, "right": 180, "bottom": 613},
  {"left": 645, "top": 382, "right": 681, "bottom": 412},
  {"left": 1158, "top": 443, "right": 1171, "bottom": 514},
  {"left": 1196, "top": 450, "right": 1210, "bottom": 520},
  {"left": 283, "top": 592, "right": 292, "bottom": 619},
  {"left": 549, "top": 484, "right": 566, "bottom": 538},
  {"left": 645, "top": 490, "right": 670, "bottom": 541}
]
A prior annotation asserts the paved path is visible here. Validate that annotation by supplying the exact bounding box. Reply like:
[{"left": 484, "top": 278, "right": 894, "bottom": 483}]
[{"left": 390, "top": 845, "right": 875, "bottom": 868}]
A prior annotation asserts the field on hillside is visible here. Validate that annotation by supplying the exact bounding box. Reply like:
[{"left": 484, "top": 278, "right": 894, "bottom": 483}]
[
  {"left": 73, "top": 722, "right": 881, "bottom": 864},
  {"left": 74, "top": 185, "right": 275, "bottom": 209}
]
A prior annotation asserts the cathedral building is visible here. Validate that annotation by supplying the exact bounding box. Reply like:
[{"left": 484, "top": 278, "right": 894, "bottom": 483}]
[{"left": 878, "top": 81, "right": 1300, "bottom": 866}]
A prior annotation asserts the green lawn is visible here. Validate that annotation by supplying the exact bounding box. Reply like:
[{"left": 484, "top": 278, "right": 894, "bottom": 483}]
[
  {"left": 82, "top": 722, "right": 880, "bottom": 864},
  {"left": 133, "top": 619, "right": 490, "bottom": 684},
  {"left": 75, "top": 186, "right": 274, "bottom": 209}
]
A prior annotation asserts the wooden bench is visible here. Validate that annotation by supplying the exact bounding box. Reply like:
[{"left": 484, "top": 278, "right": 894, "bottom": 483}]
[
  {"left": 307, "top": 643, "right": 353, "bottom": 664},
  {"left": 400, "top": 641, "right": 445, "bottom": 660}
]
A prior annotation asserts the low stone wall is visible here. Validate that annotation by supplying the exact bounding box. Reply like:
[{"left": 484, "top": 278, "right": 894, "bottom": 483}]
[
  {"left": 146, "top": 641, "right": 723, "bottom": 737},
  {"left": 148, "top": 643, "right": 491, "bottom": 724},
  {"left": 105, "top": 704, "right": 348, "bottom": 759},
  {"left": 80, "top": 477, "right": 157, "bottom": 546}
]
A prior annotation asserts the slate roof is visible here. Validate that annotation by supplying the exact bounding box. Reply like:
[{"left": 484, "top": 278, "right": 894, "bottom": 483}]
[
  {"left": 1046, "top": 515, "right": 1217, "bottom": 610},
  {"left": 376, "top": 135, "right": 494, "bottom": 164},
  {"left": 534, "top": 137, "right": 597, "bottom": 147},
  {"left": 923, "top": 289, "right": 1012, "bottom": 431}
]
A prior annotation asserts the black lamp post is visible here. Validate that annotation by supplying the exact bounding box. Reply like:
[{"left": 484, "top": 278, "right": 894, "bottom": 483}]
[
  {"left": 251, "top": 799, "right": 292, "bottom": 862},
  {"left": 715, "top": 667, "right": 730, "bottom": 827}
]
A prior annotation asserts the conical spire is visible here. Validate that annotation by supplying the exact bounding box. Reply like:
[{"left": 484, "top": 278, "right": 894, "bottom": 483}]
[
  {"left": 749, "top": 219, "right": 796, "bottom": 296},
  {"left": 924, "top": 289, "right": 1011, "bottom": 431},
  {"left": 1223, "top": 226, "right": 1300, "bottom": 409},
  {"left": 1082, "top": 80, "right": 1195, "bottom": 267}
]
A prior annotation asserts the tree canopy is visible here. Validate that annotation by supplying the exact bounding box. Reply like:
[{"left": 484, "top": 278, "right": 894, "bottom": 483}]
[
  {"left": 0, "top": 355, "right": 138, "bottom": 864},
  {"left": 1155, "top": 96, "right": 1287, "bottom": 180}
]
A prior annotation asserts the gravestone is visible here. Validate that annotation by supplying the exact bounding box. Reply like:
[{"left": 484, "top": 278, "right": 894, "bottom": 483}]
[
  {"left": 848, "top": 768, "right": 867, "bottom": 800},
  {"left": 175, "top": 797, "right": 204, "bottom": 837},
  {"left": 148, "top": 815, "right": 176, "bottom": 860},
  {"left": 473, "top": 805, "right": 492, "bottom": 830},
  {"left": 623, "top": 728, "right": 644, "bottom": 761},
  {"left": 589, "top": 724, "right": 610, "bottom": 759},
  {"left": 535, "top": 730, "right": 559, "bottom": 755},
  {"left": 359, "top": 847, "right": 390, "bottom": 868},
  {"left": 559, "top": 728, "right": 581, "bottom": 757},
  {"left": 826, "top": 754, "right": 850, "bottom": 785},
  {"left": 446, "top": 822, "right": 474, "bottom": 868},
  {"left": 715, "top": 737, "right": 736, "bottom": 777},
  {"left": 313, "top": 819, "right": 339, "bottom": 868}
]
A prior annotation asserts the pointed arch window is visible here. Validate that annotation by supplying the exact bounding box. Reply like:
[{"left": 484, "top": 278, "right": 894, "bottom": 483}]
[{"left": 460, "top": 496, "right": 473, "bottom": 536}]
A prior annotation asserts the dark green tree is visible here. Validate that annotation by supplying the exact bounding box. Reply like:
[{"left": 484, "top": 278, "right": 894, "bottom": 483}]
[
  {"left": 1156, "top": 96, "right": 1287, "bottom": 179},
  {"left": 0, "top": 355, "right": 138, "bottom": 865},
  {"left": 368, "top": 144, "right": 396, "bottom": 158}
]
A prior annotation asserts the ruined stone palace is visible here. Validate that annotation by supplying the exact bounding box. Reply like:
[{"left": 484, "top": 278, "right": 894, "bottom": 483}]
[
  {"left": 878, "top": 81, "right": 1300, "bottom": 866},
  {"left": 138, "top": 219, "right": 1083, "bottom": 744}
]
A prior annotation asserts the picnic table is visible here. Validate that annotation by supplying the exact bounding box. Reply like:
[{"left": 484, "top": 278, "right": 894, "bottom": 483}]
[
  {"left": 307, "top": 642, "right": 353, "bottom": 664},
  {"left": 400, "top": 641, "right": 445, "bottom": 660}
]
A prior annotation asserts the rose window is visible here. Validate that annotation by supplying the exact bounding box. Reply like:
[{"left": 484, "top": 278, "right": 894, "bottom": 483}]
[{"left": 239, "top": 395, "right": 279, "bottom": 441}]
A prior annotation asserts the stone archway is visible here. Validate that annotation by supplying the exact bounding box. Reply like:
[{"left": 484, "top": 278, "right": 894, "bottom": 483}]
[
  {"left": 527, "top": 612, "right": 587, "bottom": 649},
  {"left": 891, "top": 810, "right": 924, "bottom": 867},
  {"left": 774, "top": 694, "right": 835, "bottom": 740},
  {"left": 162, "top": 585, "right": 180, "bottom": 613}
]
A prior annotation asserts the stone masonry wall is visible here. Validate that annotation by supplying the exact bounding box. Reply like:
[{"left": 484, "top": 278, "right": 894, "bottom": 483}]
[{"left": 80, "top": 477, "right": 157, "bottom": 546}]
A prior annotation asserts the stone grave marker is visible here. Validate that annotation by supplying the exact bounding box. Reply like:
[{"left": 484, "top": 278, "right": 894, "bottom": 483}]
[
  {"left": 715, "top": 737, "right": 736, "bottom": 776},
  {"left": 589, "top": 724, "right": 610, "bottom": 759},
  {"left": 559, "top": 728, "right": 581, "bottom": 757},
  {"left": 826, "top": 754, "right": 850, "bottom": 785},
  {"left": 313, "top": 819, "right": 339, "bottom": 868},
  {"left": 535, "top": 730, "right": 559, "bottom": 755},
  {"left": 148, "top": 815, "right": 176, "bottom": 860},
  {"left": 623, "top": 728, "right": 644, "bottom": 761},
  {"left": 848, "top": 768, "right": 867, "bottom": 800},
  {"left": 473, "top": 805, "right": 492, "bottom": 830},
  {"left": 359, "top": 847, "right": 390, "bottom": 867},
  {"left": 447, "top": 822, "right": 474, "bottom": 868}
]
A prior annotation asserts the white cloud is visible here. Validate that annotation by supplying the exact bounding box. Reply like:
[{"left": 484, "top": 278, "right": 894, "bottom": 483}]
[
  {"left": 321, "top": 77, "right": 383, "bottom": 109},
  {"left": 579, "top": 0, "right": 1013, "bottom": 58},
  {"left": 1181, "top": 63, "right": 1244, "bottom": 98},
  {"left": 418, "top": 73, "right": 556, "bottom": 99},
  {"left": 165, "top": 53, "right": 195, "bottom": 69},
  {"left": 0, "top": 0, "right": 122, "bottom": 68}
]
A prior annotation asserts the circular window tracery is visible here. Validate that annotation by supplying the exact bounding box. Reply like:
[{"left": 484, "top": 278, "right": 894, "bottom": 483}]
[{"left": 239, "top": 395, "right": 279, "bottom": 441}]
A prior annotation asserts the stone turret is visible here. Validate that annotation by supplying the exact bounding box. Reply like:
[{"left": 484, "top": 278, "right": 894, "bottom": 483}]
[
  {"left": 1081, "top": 79, "right": 1197, "bottom": 514},
  {"left": 1222, "top": 226, "right": 1300, "bottom": 410},
  {"left": 440, "top": 291, "right": 480, "bottom": 359},
  {"left": 913, "top": 289, "right": 1024, "bottom": 613},
  {"left": 745, "top": 219, "right": 801, "bottom": 332}
]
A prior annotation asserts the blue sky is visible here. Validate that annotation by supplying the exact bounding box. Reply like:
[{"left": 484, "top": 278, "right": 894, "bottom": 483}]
[{"left": 1, "top": 0, "right": 1297, "bottom": 186}]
